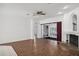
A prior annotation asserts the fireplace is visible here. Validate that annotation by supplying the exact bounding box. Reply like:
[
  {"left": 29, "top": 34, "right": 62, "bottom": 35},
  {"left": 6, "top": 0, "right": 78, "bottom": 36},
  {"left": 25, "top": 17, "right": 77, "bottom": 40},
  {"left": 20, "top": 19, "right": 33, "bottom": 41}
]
[{"left": 69, "top": 34, "right": 78, "bottom": 47}]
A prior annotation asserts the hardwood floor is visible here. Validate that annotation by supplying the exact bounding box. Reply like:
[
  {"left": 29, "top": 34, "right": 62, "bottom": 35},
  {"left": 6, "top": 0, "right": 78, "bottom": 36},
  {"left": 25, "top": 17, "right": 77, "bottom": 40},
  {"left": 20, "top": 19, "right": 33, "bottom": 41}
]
[{"left": 0, "top": 39, "right": 79, "bottom": 56}]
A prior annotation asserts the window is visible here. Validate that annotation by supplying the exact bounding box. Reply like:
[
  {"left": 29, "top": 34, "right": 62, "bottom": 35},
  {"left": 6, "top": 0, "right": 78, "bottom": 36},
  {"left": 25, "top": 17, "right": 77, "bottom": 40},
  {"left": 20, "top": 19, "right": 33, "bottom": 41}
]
[{"left": 72, "top": 14, "right": 77, "bottom": 31}]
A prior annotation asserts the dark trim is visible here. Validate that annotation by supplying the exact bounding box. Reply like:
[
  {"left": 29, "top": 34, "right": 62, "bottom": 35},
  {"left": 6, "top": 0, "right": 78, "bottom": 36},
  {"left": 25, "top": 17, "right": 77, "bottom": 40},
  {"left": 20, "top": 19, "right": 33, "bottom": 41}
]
[{"left": 40, "top": 21, "right": 61, "bottom": 25}]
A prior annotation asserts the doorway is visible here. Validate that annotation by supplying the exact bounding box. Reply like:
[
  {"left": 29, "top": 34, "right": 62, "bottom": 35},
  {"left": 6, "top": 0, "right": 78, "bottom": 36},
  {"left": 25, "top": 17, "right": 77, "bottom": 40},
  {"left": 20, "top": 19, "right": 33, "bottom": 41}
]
[{"left": 41, "top": 22, "right": 62, "bottom": 42}]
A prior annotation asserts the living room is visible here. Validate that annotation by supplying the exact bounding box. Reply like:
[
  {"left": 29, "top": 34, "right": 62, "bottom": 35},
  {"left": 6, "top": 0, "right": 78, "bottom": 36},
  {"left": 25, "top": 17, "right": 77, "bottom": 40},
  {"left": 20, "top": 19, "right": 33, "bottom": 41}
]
[{"left": 0, "top": 1, "right": 79, "bottom": 56}]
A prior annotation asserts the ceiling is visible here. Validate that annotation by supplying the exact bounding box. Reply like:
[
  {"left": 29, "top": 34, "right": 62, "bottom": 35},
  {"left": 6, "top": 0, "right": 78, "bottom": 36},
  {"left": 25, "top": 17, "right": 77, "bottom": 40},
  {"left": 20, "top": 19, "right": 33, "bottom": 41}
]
[{"left": 0, "top": 3, "right": 79, "bottom": 19}]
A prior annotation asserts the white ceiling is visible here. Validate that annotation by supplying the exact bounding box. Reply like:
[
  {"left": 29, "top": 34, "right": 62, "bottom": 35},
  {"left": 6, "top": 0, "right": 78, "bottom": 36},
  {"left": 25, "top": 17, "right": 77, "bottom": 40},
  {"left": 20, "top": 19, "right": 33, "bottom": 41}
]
[{"left": 0, "top": 3, "right": 79, "bottom": 19}]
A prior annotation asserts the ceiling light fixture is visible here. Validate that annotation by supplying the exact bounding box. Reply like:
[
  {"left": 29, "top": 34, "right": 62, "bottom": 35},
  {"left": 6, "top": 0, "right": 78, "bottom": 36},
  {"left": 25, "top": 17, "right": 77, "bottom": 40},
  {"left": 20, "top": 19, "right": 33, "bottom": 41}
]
[
  {"left": 57, "top": 12, "right": 63, "bottom": 14},
  {"left": 63, "top": 5, "right": 69, "bottom": 9}
]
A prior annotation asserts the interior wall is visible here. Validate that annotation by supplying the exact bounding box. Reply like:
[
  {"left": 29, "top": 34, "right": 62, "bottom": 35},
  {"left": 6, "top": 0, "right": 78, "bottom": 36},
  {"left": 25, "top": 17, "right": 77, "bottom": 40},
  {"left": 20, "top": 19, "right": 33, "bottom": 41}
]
[
  {"left": 63, "top": 7, "right": 79, "bottom": 42},
  {"left": 40, "top": 16, "right": 63, "bottom": 24},
  {"left": 64, "top": 7, "right": 79, "bottom": 32},
  {"left": 0, "top": 4, "right": 32, "bottom": 44}
]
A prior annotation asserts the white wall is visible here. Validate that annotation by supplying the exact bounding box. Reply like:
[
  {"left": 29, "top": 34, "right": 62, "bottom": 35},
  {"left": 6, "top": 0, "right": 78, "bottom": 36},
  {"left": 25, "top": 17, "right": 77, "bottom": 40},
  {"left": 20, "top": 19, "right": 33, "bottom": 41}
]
[
  {"left": 63, "top": 7, "right": 79, "bottom": 32},
  {"left": 40, "top": 16, "right": 63, "bottom": 24},
  {"left": 0, "top": 4, "right": 33, "bottom": 44},
  {"left": 63, "top": 7, "right": 79, "bottom": 42},
  {"left": 32, "top": 16, "right": 42, "bottom": 38}
]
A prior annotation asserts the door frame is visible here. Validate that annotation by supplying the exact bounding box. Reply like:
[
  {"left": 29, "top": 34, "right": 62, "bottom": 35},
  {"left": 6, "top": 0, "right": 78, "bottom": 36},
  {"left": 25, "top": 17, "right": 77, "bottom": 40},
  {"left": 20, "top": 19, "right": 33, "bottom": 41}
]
[{"left": 57, "top": 22, "right": 62, "bottom": 42}]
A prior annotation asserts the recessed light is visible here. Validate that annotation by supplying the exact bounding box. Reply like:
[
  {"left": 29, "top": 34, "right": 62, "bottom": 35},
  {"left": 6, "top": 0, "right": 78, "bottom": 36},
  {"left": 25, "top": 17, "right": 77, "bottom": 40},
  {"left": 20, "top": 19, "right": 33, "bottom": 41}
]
[
  {"left": 63, "top": 5, "right": 69, "bottom": 9},
  {"left": 57, "top": 12, "right": 63, "bottom": 14}
]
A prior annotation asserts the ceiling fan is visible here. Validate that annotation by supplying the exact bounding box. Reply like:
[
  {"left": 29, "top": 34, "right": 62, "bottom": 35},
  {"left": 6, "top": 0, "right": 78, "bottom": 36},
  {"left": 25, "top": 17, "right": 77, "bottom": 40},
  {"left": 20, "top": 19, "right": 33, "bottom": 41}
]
[
  {"left": 33, "top": 11, "right": 46, "bottom": 16},
  {"left": 26, "top": 10, "right": 46, "bottom": 16}
]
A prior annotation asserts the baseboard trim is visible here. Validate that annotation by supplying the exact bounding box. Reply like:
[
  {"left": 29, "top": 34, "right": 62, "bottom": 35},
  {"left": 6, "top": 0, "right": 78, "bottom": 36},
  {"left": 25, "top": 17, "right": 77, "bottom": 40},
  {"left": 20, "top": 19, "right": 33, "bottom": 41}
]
[{"left": 0, "top": 39, "right": 33, "bottom": 45}]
